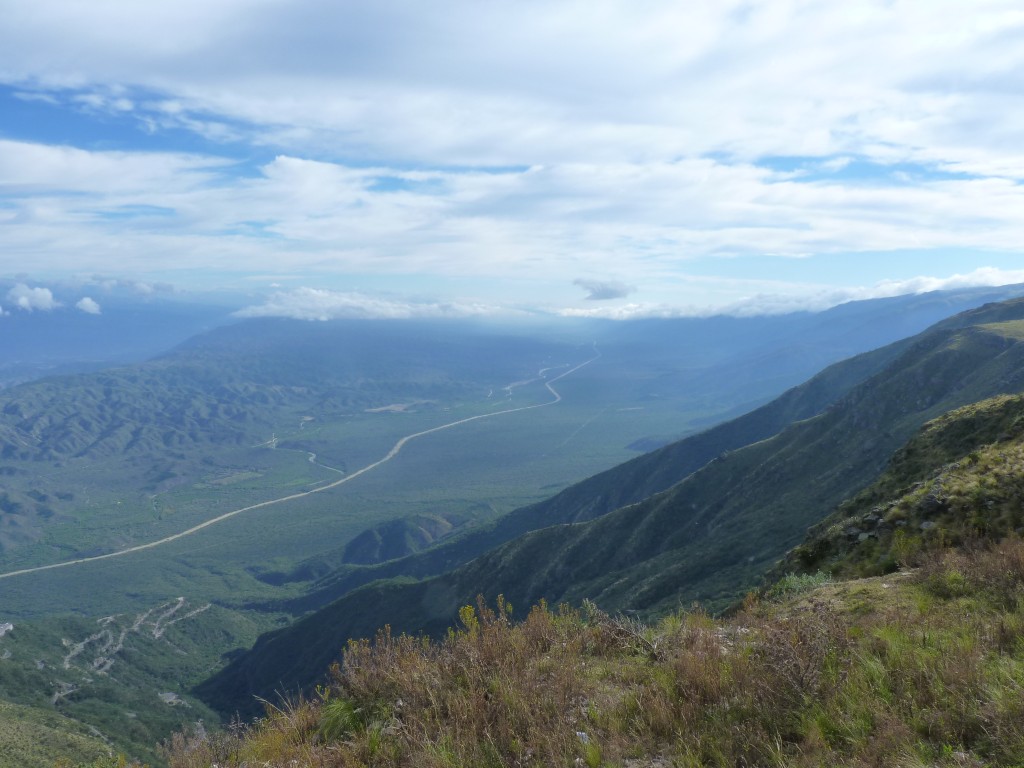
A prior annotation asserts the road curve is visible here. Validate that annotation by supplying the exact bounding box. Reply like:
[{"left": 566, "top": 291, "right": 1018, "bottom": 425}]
[{"left": 0, "top": 350, "right": 600, "bottom": 580}]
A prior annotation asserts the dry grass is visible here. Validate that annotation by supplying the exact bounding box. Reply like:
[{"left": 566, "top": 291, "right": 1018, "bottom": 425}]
[{"left": 167, "top": 542, "right": 1024, "bottom": 767}]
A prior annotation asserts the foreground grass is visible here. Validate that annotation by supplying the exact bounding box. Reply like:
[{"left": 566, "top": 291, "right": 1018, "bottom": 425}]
[{"left": 166, "top": 540, "right": 1024, "bottom": 767}]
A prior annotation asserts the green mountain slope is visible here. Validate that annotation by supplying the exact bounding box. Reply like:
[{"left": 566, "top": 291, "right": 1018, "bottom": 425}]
[
  {"left": 780, "top": 391, "right": 1024, "bottom": 578},
  {"left": 262, "top": 326, "right": 914, "bottom": 613},
  {"left": 0, "top": 599, "right": 268, "bottom": 766},
  {"left": 199, "top": 298, "right": 1024, "bottom": 714},
  {"left": 0, "top": 699, "right": 114, "bottom": 768}
]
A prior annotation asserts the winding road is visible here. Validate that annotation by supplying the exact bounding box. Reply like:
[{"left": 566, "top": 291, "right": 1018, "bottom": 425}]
[{"left": 0, "top": 349, "right": 600, "bottom": 580}]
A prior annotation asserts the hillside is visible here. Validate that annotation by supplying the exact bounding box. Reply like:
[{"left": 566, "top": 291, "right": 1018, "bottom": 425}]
[
  {"left": 780, "top": 391, "right": 1024, "bottom": 579},
  {"left": 0, "top": 318, "right": 584, "bottom": 566},
  {"left": 171, "top": 539, "right": 1024, "bottom": 767},
  {"left": 200, "top": 298, "right": 1024, "bottom": 714},
  {"left": 262, "top": 324, "right": 914, "bottom": 611},
  {"left": 0, "top": 699, "right": 114, "bottom": 768},
  {"left": 2, "top": 287, "right": 1017, "bottom": 572},
  {"left": 251, "top": 291, "right": 1024, "bottom": 614},
  {"left": 0, "top": 600, "right": 267, "bottom": 766}
]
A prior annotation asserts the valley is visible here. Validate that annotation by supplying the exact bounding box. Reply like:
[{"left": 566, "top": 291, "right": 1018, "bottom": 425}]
[
  {"left": 4, "top": 287, "right": 1024, "bottom": 764},
  {"left": 0, "top": 349, "right": 600, "bottom": 581}
]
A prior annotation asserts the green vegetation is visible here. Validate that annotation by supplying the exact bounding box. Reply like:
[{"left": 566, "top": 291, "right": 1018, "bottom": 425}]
[
  {"left": 6, "top": 313, "right": 871, "bottom": 762},
  {"left": 0, "top": 603, "right": 269, "bottom": 766},
  {"left": 250, "top": 317, "right": 917, "bottom": 615},
  {"left": 0, "top": 698, "right": 115, "bottom": 767},
  {"left": 170, "top": 539, "right": 1024, "bottom": 767},
  {"left": 786, "top": 393, "right": 1024, "bottom": 579},
  {"left": 0, "top": 317, "right": 770, "bottom": 620},
  {"left": 764, "top": 569, "right": 832, "bottom": 600}
]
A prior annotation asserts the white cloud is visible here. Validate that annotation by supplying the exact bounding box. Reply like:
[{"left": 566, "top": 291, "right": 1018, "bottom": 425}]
[
  {"left": 6, "top": 283, "right": 59, "bottom": 311},
  {"left": 559, "top": 268, "right": 1024, "bottom": 319},
  {"left": 861, "top": 268, "right": 1024, "bottom": 297},
  {"left": 234, "top": 287, "right": 502, "bottom": 321},
  {"left": 75, "top": 296, "right": 102, "bottom": 314},
  {"left": 0, "top": 139, "right": 228, "bottom": 194},
  {"left": 84, "top": 276, "right": 173, "bottom": 295},
  {"left": 1, "top": 3, "right": 1024, "bottom": 305},
  {"left": 4, "top": 143, "right": 1024, "bottom": 288},
  {"left": 3, "top": 1, "right": 1024, "bottom": 172}
]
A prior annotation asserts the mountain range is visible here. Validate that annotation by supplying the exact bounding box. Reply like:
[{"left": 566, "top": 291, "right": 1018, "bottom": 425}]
[
  {"left": 198, "top": 295, "right": 1024, "bottom": 716},
  {"left": 5, "top": 285, "right": 1024, "bottom": 762}
]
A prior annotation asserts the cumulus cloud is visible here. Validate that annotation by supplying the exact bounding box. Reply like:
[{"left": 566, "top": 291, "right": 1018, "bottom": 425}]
[
  {"left": 4, "top": 0, "right": 1024, "bottom": 176},
  {"left": 75, "top": 296, "right": 101, "bottom": 314},
  {"left": 234, "top": 287, "right": 501, "bottom": 321},
  {"left": 6, "top": 143, "right": 1024, "bottom": 291},
  {"left": 573, "top": 278, "right": 635, "bottom": 301},
  {"left": 6, "top": 283, "right": 59, "bottom": 311}
]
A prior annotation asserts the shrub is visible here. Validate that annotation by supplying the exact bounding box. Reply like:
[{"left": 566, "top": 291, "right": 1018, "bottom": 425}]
[{"left": 765, "top": 570, "right": 832, "bottom": 600}]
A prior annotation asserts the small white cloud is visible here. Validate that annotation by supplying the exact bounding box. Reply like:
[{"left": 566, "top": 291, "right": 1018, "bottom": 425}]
[
  {"left": 13, "top": 90, "right": 59, "bottom": 106},
  {"left": 573, "top": 278, "right": 636, "bottom": 301},
  {"left": 76, "top": 296, "right": 102, "bottom": 314},
  {"left": 234, "top": 287, "right": 500, "bottom": 321},
  {"left": 818, "top": 156, "right": 853, "bottom": 173},
  {"left": 6, "top": 283, "right": 60, "bottom": 312}
]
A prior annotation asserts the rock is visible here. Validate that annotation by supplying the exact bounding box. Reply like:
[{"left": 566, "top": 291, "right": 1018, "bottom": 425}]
[{"left": 920, "top": 521, "right": 938, "bottom": 531}]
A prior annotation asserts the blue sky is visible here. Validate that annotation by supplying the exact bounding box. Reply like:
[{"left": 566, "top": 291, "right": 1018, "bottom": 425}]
[{"left": 2, "top": 0, "right": 1024, "bottom": 320}]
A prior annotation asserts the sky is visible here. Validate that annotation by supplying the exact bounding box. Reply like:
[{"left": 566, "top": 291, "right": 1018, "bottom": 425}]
[{"left": 2, "top": 0, "right": 1024, "bottom": 320}]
